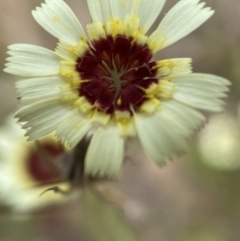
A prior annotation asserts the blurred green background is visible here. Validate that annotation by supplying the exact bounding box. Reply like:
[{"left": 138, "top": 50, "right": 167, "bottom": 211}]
[{"left": 0, "top": 0, "right": 240, "bottom": 241}]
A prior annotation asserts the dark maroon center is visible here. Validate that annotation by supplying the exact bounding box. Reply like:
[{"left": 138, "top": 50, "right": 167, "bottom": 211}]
[
  {"left": 76, "top": 35, "right": 158, "bottom": 114},
  {"left": 26, "top": 143, "right": 64, "bottom": 183}
]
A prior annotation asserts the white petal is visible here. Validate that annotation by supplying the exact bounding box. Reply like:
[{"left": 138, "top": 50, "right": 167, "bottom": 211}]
[
  {"left": 173, "top": 73, "right": 230, "bottom": 112},
  {"left": 85, "top": 126, "right": 124, "bottom": 178},
  {"left": 32, "top": 0, "right": 86, "bottom": 44},
  {"left": 15, "top": 98, "right": 72, "bottom": 140},
  {"left": 148, "top": 0, "right": 214, "bottom": 52},
  {"left": 131, "top": 0, "right": 166, "bottom": 33},
  {"left": 56, "top": 112, "right": 91, "bottom": 148},
  {"left": 174, "top": 93, "right": 225, "bottom": 112},
  {"left": 135, "top": 109, "right": 187, "bottom": 166},
  {"left": 110, "top": 0, "right": 133, "bottom": 20},
  {"left": 163, "top": 100, "right": 206, "bottom": 131},
  {"left": 110, "top": 0, "right": 165, "bottom": 33},
  {"left": 4, "top": 44, "right": 60, "bottom": 77},
  {"left": 156, "top": 58, "right": 192, "bottom": 78},
  {"left": 16, "top": 76, "right": 65, "bottom": 105},
  {"left": 10, "top": 183, "right": 71, "bottom": 212},
  {"left": 173, "top": 73, "right": 230, "bottom": 86},
  {"left": 136, "top": 96, "right": 206, "bottom": 167},
  {"left": 87, "top": 0, "right": 112, "bottom": 25}
]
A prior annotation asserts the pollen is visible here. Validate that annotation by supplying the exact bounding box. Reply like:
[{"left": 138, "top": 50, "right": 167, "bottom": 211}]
[
  {"left": 107, "top": 19, "right": 124, "bottom": 37},
  {"left": 53, "top": 15, "right": 60, "bottom": 21},
  {"left": 117, "top": 98, "right": 122, "bottom": 106}
]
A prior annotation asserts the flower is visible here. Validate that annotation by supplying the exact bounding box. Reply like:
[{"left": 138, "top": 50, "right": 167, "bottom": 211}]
[
  {"left": 4, "top": 0, "right": 230, "bottom": 178},
  {"left": 0, "top": 115, "right": 71, "bottom": 212}
]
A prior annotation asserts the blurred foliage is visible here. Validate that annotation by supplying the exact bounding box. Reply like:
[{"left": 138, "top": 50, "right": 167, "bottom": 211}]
[{"left": 78, "top": 190, "right": 138, "bottom": 241}]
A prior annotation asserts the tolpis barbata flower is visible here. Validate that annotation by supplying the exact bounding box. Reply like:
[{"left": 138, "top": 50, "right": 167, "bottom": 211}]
[
  {"left": 4, "top": 0, "right": 230, "bottom": 178},
  {"left": 0, "top": 115, "right": 71, "bottom": 212}
]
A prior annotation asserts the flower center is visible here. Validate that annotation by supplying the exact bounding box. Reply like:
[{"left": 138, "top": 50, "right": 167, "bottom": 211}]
[
  {"left": 27, "top": 143, "right": 63, "bottom": 183},
  {"left": 76, "top": 35, "right": 158, "bottom": 115}
]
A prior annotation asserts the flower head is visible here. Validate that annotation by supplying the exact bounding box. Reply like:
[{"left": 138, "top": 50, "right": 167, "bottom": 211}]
[
  {"left": 4, "top": 0, "right": 230, "bottom": 178},
  {"left": 0, "top": 115, "right": 71, "bottom": 212}
]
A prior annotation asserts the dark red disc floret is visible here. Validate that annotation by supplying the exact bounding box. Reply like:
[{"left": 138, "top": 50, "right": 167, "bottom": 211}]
[
  {"left": 27, "top": 143, "right": 64, "bottom": 183},
  {"left": 76, "top": 35, "right": 158, "bottom": 115}
]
